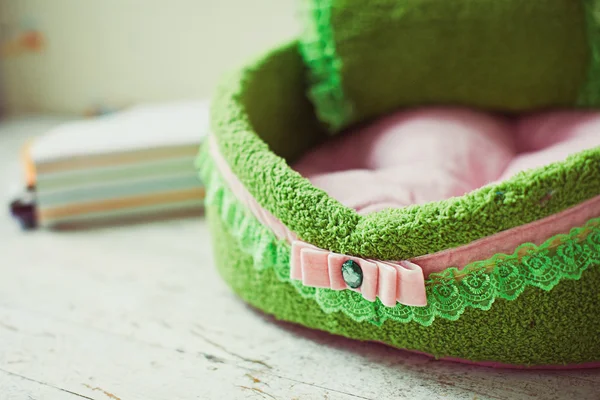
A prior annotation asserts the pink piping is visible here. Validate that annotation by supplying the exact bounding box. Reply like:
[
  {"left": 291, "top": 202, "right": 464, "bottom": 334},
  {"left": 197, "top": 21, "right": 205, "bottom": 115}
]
[
  {"left": 209, "top": 138, "right": 297, "bottom": 243},
  {"left": 403, "top": 347, "right": 600, "bottom": 370},
  {"left": 414, "top": 194, "right": 600, "bottom": 272}
]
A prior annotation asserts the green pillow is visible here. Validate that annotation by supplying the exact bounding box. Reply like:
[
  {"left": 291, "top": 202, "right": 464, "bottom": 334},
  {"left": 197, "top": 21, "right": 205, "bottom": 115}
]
[{"left": 300, "top": 0, "right": 600, "bottom": 131}]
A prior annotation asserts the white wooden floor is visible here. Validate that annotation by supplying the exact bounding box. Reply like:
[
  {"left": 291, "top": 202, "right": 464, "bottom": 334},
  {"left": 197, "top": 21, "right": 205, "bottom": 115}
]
[{"left": 1, "top": 117, "right": 599, "bottom": 400}]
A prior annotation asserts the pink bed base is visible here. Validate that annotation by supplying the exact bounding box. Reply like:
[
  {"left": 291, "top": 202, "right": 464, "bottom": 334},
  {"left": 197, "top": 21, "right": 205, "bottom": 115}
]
[{"left": 403, "top": 347, "right": 600, "bottom": 370}]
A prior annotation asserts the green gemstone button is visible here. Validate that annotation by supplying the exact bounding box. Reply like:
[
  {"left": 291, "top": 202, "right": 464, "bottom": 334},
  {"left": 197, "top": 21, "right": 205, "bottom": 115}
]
[{"left": 341, "top": 260, "right": 363, "bottom": 288}]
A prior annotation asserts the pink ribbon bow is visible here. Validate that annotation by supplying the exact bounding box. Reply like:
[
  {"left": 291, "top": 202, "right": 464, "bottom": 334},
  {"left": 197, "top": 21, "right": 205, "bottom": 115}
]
[{"left": 290, "top": 241, "right": 427, "bottom": 307}]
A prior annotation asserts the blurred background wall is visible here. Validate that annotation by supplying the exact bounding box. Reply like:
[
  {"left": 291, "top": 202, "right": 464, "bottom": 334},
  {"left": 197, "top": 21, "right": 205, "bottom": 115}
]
[{"left": 0, "top": 0, "right": 299, "bottom": 116}]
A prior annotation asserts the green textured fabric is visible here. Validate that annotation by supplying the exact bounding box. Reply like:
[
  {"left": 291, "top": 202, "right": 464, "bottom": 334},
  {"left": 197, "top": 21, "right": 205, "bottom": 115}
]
[
  {"left": 300, "top": 0, "right": 592, "bottom": 130},
  {"left": 211, "top": 42, "right": 600, "bottom": 261},
  {"left": 208, "top": 206, "right": 600, "bottom": 366},
  {"left": 579, "top": 0, "right": 600, "bottom": 106},
  {"left": 198, "top": 149, "right": 600, "bottom": 327}
]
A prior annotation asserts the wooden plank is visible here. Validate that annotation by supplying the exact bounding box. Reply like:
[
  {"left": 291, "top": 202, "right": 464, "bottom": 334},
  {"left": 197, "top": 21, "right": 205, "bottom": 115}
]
[
  {"left": 0, "top": 368, "right": 92, "bottom": 400},
  {"left": 0, "top": 306, "right": 362, "bottom": 400}
]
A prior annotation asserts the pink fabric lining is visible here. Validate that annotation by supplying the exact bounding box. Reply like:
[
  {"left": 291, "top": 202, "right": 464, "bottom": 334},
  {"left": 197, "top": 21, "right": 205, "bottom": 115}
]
[{"left": 413, "top": 194, "right": 600, "bottom": 272}]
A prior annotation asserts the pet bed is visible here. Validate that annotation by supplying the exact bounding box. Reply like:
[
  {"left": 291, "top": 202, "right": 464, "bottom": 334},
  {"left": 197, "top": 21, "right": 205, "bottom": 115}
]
[{"left": 197, "top": 1, "right": 600, "bottom": 368}]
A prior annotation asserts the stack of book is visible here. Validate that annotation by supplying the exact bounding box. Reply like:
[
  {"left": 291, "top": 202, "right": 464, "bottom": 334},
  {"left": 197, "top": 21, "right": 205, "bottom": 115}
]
[{"left": 10, "top": 101, "right": 208, "bottom": 229}]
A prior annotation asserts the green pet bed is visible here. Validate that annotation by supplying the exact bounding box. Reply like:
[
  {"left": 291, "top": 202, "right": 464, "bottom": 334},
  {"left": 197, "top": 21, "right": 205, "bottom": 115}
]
[{"left": 198, "top": 1, "right": 600, "bottom": 368}]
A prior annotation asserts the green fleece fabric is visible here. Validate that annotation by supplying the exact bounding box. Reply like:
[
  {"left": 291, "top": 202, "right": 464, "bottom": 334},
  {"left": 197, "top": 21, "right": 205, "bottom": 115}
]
[
  {"left": 579, "top": 0, "right": 600, "bottom": 106},
  {"left": 208, "top": 206, "right": 600, "bottom": 366},
  {"left": 300, "top": 0, "right": 593, "bottom": 130},
  {"left": 211, "top": 42, "right": 600, "bottom": 261}
]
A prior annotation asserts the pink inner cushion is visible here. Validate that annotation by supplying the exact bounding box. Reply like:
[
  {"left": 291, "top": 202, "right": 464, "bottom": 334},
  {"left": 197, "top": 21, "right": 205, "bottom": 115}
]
[{"left": 293, "top": 108, "right": 600, "bottom": 215}]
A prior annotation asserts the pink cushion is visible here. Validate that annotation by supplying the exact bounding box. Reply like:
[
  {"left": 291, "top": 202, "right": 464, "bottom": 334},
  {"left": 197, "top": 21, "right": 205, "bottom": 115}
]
[{"left": 293, "top": 108, "right": 600, "bottom": 214}]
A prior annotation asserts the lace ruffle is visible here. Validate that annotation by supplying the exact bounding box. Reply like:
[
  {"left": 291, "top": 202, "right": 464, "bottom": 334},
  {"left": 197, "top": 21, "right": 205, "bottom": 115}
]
[{"left": 197, "top": 148, "right": 600, "bottom": 327}]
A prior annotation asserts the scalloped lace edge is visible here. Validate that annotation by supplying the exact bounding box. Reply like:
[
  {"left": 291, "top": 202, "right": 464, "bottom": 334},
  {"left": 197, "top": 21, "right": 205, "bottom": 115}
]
[{"left": 197, "top": 148, "right": 600, "bottom": 327}]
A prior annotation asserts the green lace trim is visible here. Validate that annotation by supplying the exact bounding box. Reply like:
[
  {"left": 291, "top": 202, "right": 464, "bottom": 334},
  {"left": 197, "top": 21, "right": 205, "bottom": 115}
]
[
  {"left": 578, "top": 0, "right": 600, "bottom": 106},
  {"left": 197, "top": 148, "right": 600, "bottom": 327},
  {"left": 299, "top": 0, "right": 352, "bottom": 131}
]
